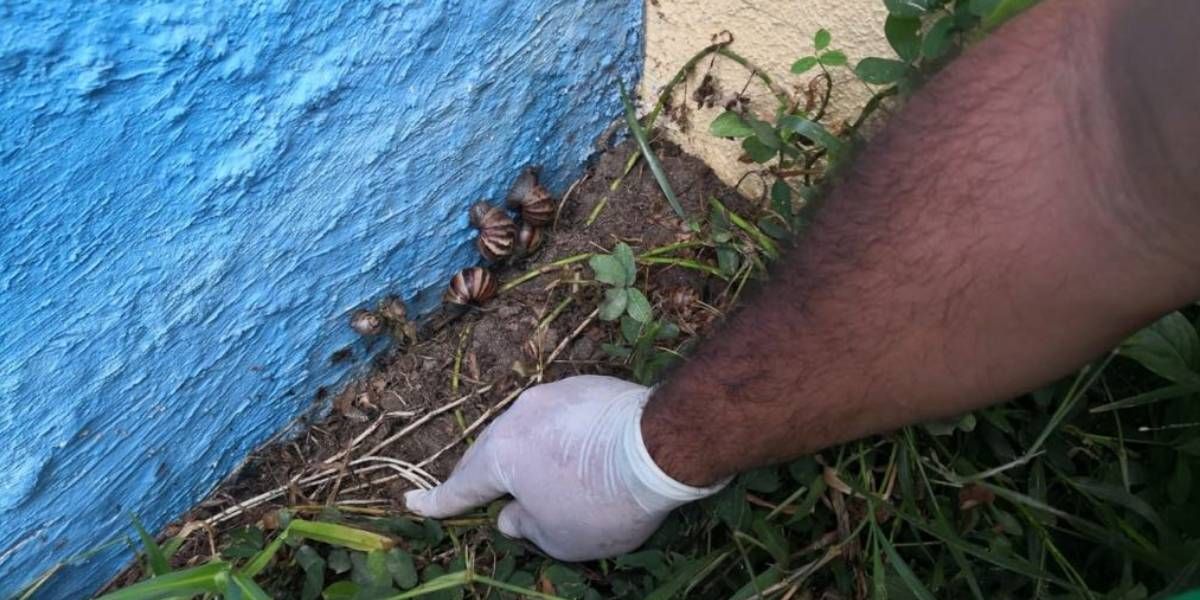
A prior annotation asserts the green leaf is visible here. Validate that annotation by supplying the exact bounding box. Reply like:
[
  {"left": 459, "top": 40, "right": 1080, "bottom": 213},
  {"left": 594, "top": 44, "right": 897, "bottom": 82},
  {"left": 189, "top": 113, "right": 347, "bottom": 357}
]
[
  {"left": 386, "top": 548, "right": 418, "bottom": 589},
  {"left": 855, "top": 57, "right": 911, "bottom": 84},
  {"left": 588, "top": 254, "right": 626, "bottom": 287},
  {"left": 328, "top": 549, "right": 351, "bottom": 574},
  {"left": 615, "top": 550, "right": 668, "bottom": 578},
  {"left": 741, "top": 137, "right": 776, "bottom": 164},
  {"left": 969, "top": 0, "right": 1002, "bottom": 16},
  {"left": 710, "top": 111, "right": 755, "bottom": 138},
  {"left": 295, "top": 545, "right": 325, "bottom": 600},
  {"left": 716, "top": 245, "right": 741, "bottom": 277},
  {"left": 1120, "top": 312, "right": 1200, "bottom": 386},
  {"left": 790, "top": 55, "right": 819, "bottom": 74},
  {"left": 620, "top": 82, "right": 687, "bottom": 220},
  {"left": 746, "top": 116, "right": 781, "bottom": 150},
  {"left": 655, "top": 321, "right": 679, "bottom": 341},
  {"left": 602, "top": 342, "right": 632, "bottom": 359},
  {"left": 778, "top": 115, "right": 847, "bottom": 161},
  {"left": 922, "top": 16, "right": 956, "bottom": 60},
  {"left": 613, "top": 242, "right": 637, "bottom": 286},
  {"left": 757, "top": 216, "right": 790, "bottom": 240},
  {"left": 982, "top": 0, "right": 1038, "bottom": 30},
  {"left": 884, "top": 15, "right": 922, "bottom": 62},
  {"left": 770, "top": 179, "right": 792, "bottom": 219},
  {"left": 542, "top": 564, "right": 589, "bottom": 599},
  {"left": 599, "top": 288, "right": 629, "bottom": 321},
  {"left": 223, "top": 527, "right": 265, "bottom": 560},
  {"left": 625, "top": 288, "right": 653, "bottom": 323},
  {"left": 322, "top": 581, "right": 359, "bottom": 600},
  {"left": 814, "top": 28, "right": 832, "bottom": 51},
  {"left": 131, "top": 515, "right": 171, "bottom": 577},
  {"left": 741, "top": 467, "right": 782, "bottom": 494},
  {"left": 884, "top": 0, "right": 931, "bottom": 17},
  {"left": 818, "top": 50, "right": 847, "bottom": 67},
  {"left": 620, "top": 315, "right": 643, "bottom": 344}
]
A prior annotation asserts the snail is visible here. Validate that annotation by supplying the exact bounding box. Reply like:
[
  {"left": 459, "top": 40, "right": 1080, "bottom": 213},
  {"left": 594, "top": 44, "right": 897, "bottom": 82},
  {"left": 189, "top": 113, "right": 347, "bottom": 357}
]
[
  {"left": 444, "top": 267, "right": 498, "bottom": 306},
  {"left": 663, "top": 286, "right": 700, "bottom": 314},
  {"left": 349, "top": 309, "right": 383, "bottom": 336},
  {"left": 377, "top": 295, "right": 408, "bottom": 323},
  {"left": 514, "top": 221, "right": 544, "bottom": 257},
  {"left": 469, "top": 201, "right": 516, "bottom": 262},
  {"left": 505, "top": 167, "right": 555, "bottom": 226}
]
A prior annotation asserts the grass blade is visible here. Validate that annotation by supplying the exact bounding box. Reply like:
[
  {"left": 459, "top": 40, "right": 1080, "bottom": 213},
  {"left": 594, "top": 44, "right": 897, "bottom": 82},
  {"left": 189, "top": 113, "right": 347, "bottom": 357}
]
[
  {"left": 1089, "top": 383, "right": 1199, "bottom": 413},
  {"left": 619, "top": 82, "right": 687, "bottom": 220},
  {"left": 239, "top": 530, "right": 289, "bottom": 578},
  {"left": 95, "top": 561, "right": 229, "bottom": 600},
  {"left": 131, "top": 515, "right": 170, "bottom": 577},
  {"left": 227, "top": 573, "right": 272, "bottom": 600},
  {"left": 872, "top": 521, "right": 936, "bottom": 600}
]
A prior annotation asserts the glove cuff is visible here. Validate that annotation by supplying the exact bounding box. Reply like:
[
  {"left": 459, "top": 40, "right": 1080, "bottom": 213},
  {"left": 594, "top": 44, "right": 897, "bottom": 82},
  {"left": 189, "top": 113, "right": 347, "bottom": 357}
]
[{"left": 618, "top": 389, "right": 729, "bottom": 506}]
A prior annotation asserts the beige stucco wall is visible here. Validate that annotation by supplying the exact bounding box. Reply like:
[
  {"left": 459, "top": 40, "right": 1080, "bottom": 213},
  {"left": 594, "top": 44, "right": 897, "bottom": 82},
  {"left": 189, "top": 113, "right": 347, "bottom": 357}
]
[{"left": 641, "top": 0, "right": 895, "bottom": 196}]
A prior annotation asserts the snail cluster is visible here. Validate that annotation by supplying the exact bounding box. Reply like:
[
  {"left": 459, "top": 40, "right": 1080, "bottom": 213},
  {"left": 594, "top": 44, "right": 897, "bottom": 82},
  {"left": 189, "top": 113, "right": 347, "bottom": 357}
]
[
  {"left": 446, "top": 167, "right": 556, "bottom": 307},
  {"left": 472, "top": 167, "right": 554, "bottom": 263}
]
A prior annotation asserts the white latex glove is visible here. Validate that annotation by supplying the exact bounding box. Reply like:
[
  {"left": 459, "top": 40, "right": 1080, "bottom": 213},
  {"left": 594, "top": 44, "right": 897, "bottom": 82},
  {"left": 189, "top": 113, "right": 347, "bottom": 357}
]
[{"left": 404, "top": 375, "right": 726, "bottom": 561}]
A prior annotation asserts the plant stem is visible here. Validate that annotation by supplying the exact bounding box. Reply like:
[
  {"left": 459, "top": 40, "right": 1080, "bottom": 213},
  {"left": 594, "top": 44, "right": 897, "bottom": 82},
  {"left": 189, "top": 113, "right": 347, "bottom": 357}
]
[
  {"left": 708, "top": 196, "right": 779, "bottom": 259},
  {"left": 499, "top": 253, "right": 593, "bottom": 293},
  {"left": 638, "top": 256, "right": 726, "bottom": 278}
]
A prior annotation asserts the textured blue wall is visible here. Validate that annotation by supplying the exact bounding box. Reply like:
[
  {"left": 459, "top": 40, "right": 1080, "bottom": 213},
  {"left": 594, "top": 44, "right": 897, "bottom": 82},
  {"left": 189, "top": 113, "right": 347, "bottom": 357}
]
[{"left": 0, "top": 1, "right": 641, "bottom": 596}]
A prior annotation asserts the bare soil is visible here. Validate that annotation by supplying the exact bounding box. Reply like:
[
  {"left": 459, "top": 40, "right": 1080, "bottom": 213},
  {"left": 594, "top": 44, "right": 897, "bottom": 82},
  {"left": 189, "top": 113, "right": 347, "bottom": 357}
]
[{"left": 104, "top": 138, "right": 758, "bottom": 589}]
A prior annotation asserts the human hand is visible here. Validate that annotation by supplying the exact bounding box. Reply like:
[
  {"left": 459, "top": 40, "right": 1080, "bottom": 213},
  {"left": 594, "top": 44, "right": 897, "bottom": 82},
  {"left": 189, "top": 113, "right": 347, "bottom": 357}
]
[{"left": 404, "top": 375, "right": 725, "bottom": 561}]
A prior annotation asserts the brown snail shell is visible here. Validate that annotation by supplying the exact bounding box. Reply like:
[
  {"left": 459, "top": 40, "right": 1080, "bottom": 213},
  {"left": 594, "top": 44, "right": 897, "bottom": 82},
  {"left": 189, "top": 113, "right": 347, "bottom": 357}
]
[
  {"left": 505, "top": 167, "right": 555, "bottom": 226},
  {"left": 665, "top": 286, "right": 700, "bottom": 314},
  {"left": 444, "top": 267, "right": 497, "bottom": 306},
  {"left": 350, "top": 309, "right": 383, "bottom": 336},
  {"left": 377, "top": 295, "right": 408, "bottom": 323},
  {"left": 469, "top": 201, "right": 516, "bottom": 261},
  {"left": 514, "top": 222, "right": 544, "bottom": 257}
]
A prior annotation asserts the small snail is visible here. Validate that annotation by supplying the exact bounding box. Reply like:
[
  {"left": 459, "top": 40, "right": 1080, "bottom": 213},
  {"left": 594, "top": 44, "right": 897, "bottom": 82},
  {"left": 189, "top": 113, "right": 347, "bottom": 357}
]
[
  {"left": 350, "top": 309, "right": 383, "bottom": 336},
  {"left": 505, "top": 167, "right": 555, "bottom": 226},
  {"left": 514, "top": 222, "right": 544, "bottom": 257},
  {"left": 444, "top": 267, "right": 498, "bottom": 306},
  {"left": 469, "top": 201, "right": 516, "bottom": 262},
  {"left": 377, "top": 295, "right": 408, "bottom": 323},
  {"left": 662, "top": 286, "right": 700, "bottom": 315}
]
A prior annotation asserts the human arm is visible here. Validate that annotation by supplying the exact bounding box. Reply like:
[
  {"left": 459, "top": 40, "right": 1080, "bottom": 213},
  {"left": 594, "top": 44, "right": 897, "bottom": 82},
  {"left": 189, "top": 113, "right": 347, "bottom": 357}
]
[
  {"left": 407, "top": 0, "right": 1200, "bottom": 555},
  {"left": 644, "top": 0, "right": 1200, "bottom": 485}
]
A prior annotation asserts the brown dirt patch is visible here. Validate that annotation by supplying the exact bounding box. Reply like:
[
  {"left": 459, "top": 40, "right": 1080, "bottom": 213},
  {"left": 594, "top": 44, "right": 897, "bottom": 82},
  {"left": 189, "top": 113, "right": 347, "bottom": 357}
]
[{"left": 103, "top": 137, "right": 761, "bottom": 589}]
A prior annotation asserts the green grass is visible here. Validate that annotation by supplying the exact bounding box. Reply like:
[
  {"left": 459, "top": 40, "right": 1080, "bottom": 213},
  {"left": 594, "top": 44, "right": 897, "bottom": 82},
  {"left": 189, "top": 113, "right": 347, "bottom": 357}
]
[{"left": 85, "top": 224, "right": 1200, "bottom": 600}]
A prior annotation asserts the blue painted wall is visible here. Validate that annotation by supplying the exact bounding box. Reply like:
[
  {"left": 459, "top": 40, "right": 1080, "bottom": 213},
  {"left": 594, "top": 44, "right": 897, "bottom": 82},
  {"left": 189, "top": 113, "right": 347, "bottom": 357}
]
[{"left": 0, "top": 1, "right": 641, "bottom": 596}]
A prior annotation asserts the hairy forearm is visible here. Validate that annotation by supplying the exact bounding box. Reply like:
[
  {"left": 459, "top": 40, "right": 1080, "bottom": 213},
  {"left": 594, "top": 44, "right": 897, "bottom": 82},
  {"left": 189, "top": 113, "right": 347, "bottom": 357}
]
[{"left": 643, "top": 0, "right": 1200, "bottom": 486}]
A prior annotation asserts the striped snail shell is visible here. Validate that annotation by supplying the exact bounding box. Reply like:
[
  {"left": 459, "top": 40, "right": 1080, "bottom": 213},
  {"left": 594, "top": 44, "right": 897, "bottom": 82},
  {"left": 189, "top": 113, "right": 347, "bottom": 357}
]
[
  {"left": 505, "top": 167, "right": 555, "bottom": 226},
  {"left": 350, "top": 309, "right": 383, "bottom": 336},
  {"left": 514, "top": 222, "right": 544, "bottom": 257},
  {"left": 444, "top": 267, "right": 498, "bottom": 306},
  {"left": 469, "top": 201, "right": 516, "bottom": 262}
]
